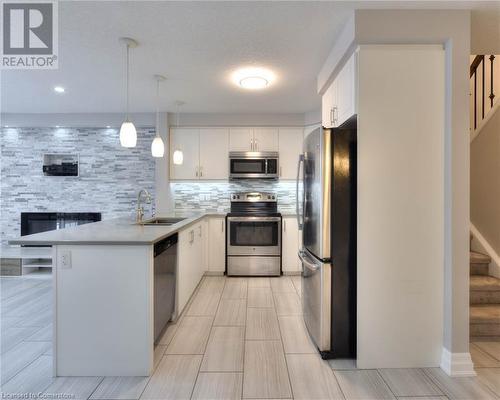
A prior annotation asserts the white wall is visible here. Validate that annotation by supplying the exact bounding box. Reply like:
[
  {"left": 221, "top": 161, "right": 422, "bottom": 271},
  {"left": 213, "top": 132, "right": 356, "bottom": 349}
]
[
  {"left": 357, "top": 45, "right": 444, "bottom": 368},
  {"left": 471, "top": 9, "right": 500, "bottom": 54},
  {"left": 470, "top": 106, "right": 500, "bottom": 278}
]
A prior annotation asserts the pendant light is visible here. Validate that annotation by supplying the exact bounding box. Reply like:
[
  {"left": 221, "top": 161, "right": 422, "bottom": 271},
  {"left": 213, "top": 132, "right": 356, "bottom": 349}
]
[
  {"left": 172, "top": 101, "right": 185, "bottom": 165},
  {"left": 119, "top": 37, "right": 138, "bottom": 148},
  {"left": 151, "top": 75, "right": 166, "bottom": 157}
]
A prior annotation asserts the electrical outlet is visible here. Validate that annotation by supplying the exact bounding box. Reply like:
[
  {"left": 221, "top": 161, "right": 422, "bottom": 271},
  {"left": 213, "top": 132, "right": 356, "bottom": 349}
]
[{"left": 61, "top": 250, "right": 71, "bottom": 269}]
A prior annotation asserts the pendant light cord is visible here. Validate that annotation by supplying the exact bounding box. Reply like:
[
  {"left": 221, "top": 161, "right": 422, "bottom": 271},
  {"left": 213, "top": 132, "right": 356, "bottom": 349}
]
[
  {"left": 156, "top": 79, "right": 160, "bottom": 137},
  {"left": 126, "top": 44, "right": 130, "bottom": 120}
]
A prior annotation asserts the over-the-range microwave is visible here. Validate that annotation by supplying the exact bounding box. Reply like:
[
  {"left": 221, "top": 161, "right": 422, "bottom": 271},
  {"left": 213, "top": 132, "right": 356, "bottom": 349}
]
[{"left": 229, "top": 151, "right": 279, "bottom": 179}]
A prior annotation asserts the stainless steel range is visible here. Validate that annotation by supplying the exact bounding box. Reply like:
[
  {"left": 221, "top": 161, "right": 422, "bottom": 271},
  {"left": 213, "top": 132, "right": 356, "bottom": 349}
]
[{"left": 226, "top": 192, "right": 281, "bottom": 276}]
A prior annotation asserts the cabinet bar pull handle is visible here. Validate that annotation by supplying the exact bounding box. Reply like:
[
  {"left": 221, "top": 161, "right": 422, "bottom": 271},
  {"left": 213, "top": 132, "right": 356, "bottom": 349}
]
[
  {"left": 250, "top": 138, "right": 253, "bottom": 151},
  {"left": 284, "top": 219, "right": 286, "bottom": 232},
  {"left": 279, "top": 166, "right": 282, "bottom": 177},
  {"left": 333, "top": 106, "right": 338, "bottom": 125},
  {"left": 330, "top": 108, "right": 334, "bottom": 126},
  {"left": 255, "top": 139, "right": 258, "bottom": 150}
]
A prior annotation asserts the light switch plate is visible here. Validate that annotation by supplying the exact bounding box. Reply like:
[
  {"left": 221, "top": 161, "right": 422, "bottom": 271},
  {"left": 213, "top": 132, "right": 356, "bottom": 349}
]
[{"left": 61, "top": 250, "right": 71, "bottom": 269}]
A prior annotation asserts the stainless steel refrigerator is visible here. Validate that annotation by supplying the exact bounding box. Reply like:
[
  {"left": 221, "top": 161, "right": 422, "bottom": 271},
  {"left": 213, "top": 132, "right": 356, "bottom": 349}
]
[{"left": 296, "top": 116, "right": 357, "bottom": 359}]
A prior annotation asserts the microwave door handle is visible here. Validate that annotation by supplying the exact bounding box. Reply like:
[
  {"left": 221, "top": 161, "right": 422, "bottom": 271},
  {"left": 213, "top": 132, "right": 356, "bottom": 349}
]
[{"left": 296, "top": 154, "right": 304, "bottom": 230}]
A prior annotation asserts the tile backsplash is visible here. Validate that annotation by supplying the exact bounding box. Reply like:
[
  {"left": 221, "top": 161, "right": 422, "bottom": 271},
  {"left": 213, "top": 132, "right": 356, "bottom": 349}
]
[
  {"left": 0, "top": 127, "right": 155, "bottom": 244},
  {"left": 170, "top": 180, "right": 299, "bottom": 213}
]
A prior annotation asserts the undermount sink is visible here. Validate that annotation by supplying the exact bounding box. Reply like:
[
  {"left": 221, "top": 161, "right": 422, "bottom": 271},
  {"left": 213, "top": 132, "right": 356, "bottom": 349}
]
[{"left": 139, "top": 217, "right": 186, "bottom": 226}]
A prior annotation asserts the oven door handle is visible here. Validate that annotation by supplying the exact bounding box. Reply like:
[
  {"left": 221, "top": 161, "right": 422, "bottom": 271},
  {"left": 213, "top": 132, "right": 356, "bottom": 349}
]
[
  {"left": 227, "top": 216, "right": 282, "bottom": 222},
  {"left": 298, "top": 249, "right": 321, "bottom": 277}
]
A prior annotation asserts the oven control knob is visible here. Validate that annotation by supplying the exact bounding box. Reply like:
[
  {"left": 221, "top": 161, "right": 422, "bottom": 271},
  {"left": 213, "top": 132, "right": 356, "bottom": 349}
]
[{"left": 272, "top": 195, "right": 275, "bottom": 199}]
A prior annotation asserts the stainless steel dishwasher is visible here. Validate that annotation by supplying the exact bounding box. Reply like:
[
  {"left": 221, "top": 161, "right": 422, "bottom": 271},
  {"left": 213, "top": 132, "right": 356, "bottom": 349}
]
[{"left": 153, "top": 233, "right": 177, "bottom": 342}]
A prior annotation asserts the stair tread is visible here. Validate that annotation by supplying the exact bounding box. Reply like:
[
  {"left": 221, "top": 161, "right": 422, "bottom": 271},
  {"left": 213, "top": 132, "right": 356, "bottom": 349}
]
[
  {"left": 470, "top": 305, "right": 500, "bottom": 323},
  {"left": 471, "top": 251, "right": 491, "bottom": 264},
  {"left": 471, "top": 275, "right": 500, "bottom": 291}
]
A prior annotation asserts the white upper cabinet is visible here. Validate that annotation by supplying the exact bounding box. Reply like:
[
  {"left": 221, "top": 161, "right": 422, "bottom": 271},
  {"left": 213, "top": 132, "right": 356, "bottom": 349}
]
[
  {"left": 253, "top": 128, "right": 279, "bottom": 151},
  {"left": 170, "top": 128, "right": 199, "bottom": 180},
  {"left": 229, "top": 127, "right": 279, "bottom": 152},
  {"left": 229, "top": 128, "right": 254, "bottom": 151},
  {"left": 171, "top": 126, "right": 303, "bottom": 180},
  {"left": 336, "top": 53, "right": 357, "bottom": 126},
  {"left": 321, "top": 51, "right": 357, "bottom": 128},
  {"left": 322, "top": 80, "right": 338, "bottom": 128},
  {"left": 278, "top": 128, "right": 303, "bottom": 179},
  {"left": 199, "top": 128, "right": 229, "bottom": 179}
]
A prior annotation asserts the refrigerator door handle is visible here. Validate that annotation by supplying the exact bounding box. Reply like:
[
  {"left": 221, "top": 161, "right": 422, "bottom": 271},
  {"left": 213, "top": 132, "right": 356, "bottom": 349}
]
[{"left": 296, "top": 154, "right": 304, "bottom": 230}]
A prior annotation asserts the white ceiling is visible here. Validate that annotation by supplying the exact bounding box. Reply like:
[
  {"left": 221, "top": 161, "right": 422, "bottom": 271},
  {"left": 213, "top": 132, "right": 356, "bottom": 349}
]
[{"left": 1, "top": 1, "right": 498, "bottom": 114}]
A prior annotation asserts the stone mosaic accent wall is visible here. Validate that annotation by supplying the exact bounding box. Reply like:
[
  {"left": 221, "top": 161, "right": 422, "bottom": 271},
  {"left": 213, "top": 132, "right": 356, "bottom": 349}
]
[
  {"left": 0, "top": 127, "right": 155, "bottom": 244},
  {"left": 170, "top": 180, "right": 299, "bottom": 213}
]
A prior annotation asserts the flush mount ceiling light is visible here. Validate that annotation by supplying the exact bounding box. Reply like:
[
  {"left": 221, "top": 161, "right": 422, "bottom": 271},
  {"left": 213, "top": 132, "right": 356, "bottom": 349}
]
[
  {"left": 151, "top": 75, "right": 166, "bottom": 158},
  {"left": 232, "top": 67, "right": 275, "bottom": 90},
  {"left": 119, "top": 37, "right": 138, "bottom": 148},
  {"left": 54, "top": 86, "right": 65, "bottom": 93}
]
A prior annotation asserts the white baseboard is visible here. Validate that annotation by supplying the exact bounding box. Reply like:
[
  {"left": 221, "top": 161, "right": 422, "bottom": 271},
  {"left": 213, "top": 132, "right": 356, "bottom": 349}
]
[
  {"left": 470, "top": 223, "right": 500, "bottom": 279},
  {"left": 204, "top": 271, "right": 224, "bottom": 276},
  {"left": 440, "top": 348, "right": 476, "bottom": 377},
  {"left": 283, "top": 271, "right": 301, "bottom": 276}
]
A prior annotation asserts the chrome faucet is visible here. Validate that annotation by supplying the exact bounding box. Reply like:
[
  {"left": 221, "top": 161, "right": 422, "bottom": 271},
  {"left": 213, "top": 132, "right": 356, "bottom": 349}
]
[{"left": 136, "top": 189, "right": 152, "bottom": 223}]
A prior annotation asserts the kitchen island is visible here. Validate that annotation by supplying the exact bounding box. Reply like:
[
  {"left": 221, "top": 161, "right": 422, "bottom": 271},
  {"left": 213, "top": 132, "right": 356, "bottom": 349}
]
[{"left": 9, "top": 213, "right": 224, "bottom": 377}]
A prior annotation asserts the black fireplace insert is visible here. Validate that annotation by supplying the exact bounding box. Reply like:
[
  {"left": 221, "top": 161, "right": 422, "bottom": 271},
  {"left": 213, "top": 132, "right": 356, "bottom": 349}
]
[{"left": 21, "top": 212, "right": 101, "bottom": 246}]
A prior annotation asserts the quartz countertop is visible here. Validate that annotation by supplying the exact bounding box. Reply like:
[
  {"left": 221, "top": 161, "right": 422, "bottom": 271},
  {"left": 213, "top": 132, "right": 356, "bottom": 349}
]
[
  {"left": 8, "top": 209, "right": 297, "bottom": 246},
  {"left": 8, "top": 212, "right": 225, "bottom": 246}
]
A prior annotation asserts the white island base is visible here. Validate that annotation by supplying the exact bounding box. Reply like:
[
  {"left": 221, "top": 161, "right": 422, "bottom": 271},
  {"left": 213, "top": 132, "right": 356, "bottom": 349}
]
[{"left": 53, "top": 244, "right": 154, "bottom": 376}]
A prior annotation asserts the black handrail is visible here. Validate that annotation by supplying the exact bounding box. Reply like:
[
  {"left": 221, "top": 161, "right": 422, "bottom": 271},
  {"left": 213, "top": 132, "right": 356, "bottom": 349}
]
[{"left": 471, "top": 55, "right": 496, "bottom": 130}]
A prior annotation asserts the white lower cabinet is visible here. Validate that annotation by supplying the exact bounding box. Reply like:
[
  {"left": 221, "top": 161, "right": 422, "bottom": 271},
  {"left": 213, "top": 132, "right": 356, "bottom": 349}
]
[
  {"left": 282, "top": 216, "right": 301, "bottom": 273},
  {"left": 177, "top": 220, "right": 205, "bottom": 314},
  {"left": 176, "top": 217, "right": 225, "bottom": 314},
  {"left": 208, "top": 217, "right": 226, "bottom": 272}
]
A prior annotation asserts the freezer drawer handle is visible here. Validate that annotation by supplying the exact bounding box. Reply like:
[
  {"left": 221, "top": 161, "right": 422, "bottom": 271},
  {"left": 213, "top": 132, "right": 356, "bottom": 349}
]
[{"left": 298, "top": 250, "right": 320, "bottom": 274}]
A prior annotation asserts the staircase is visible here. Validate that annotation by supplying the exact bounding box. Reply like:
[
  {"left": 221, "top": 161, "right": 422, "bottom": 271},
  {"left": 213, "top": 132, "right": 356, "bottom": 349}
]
[{"left": 470, "top": 251, "right": 500, "bottom": 341}]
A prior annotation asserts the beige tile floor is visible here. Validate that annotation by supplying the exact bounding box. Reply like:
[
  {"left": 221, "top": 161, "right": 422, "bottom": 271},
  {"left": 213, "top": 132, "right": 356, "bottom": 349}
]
[{"left": 1, "top": 271, "right": 500, "bottom": 399}]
